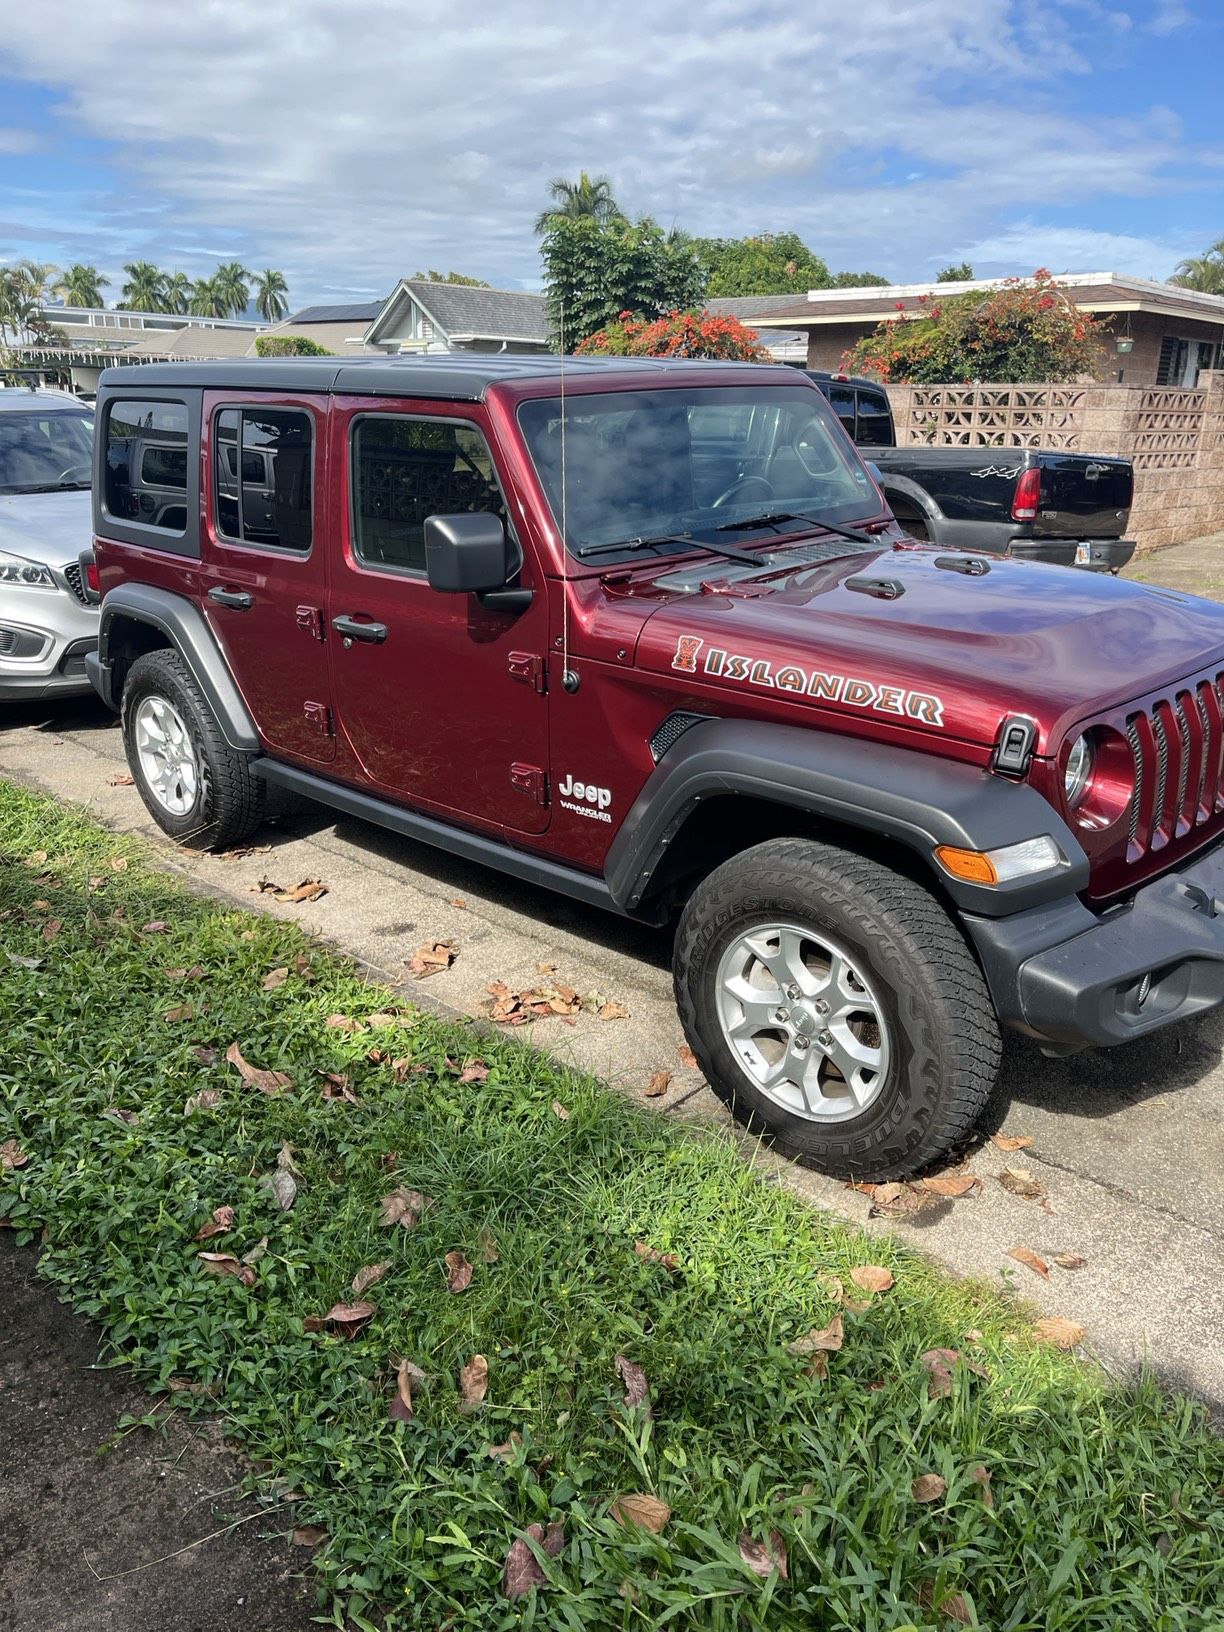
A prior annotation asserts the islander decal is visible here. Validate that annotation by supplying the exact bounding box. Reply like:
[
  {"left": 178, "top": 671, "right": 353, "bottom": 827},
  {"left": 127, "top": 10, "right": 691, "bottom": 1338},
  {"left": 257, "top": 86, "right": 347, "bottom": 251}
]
[{"left": 671, "top": 634, "right": 945, "bottom": 727}]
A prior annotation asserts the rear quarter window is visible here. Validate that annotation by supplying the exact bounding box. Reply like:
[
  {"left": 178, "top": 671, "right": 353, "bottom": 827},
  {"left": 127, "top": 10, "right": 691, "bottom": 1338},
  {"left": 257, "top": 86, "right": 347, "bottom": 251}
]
[{"left": 102, "top": 397, "right": 193, "bottom": 541}]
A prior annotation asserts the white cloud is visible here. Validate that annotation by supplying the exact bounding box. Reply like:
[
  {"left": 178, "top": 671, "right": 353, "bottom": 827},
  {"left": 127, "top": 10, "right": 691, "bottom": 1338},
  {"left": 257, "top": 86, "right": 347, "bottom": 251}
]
[
  {"left": 961, "top": 220, "right": 1203, "bottom": 277},
  {"left": 0, "top": 0, "right": 1216, "bottom": 303},
  {"left": 1147, "top": 0, "right": 1192, "bottom": 33},
  {"left": 0, "top": 129, "right": 37, "bottom": 156}
]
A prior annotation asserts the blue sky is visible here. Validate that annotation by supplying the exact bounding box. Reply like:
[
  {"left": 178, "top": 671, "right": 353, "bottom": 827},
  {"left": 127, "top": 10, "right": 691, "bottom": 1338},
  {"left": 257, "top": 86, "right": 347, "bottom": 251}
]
[{"left": 1, "top": 0, "right": 1221, "bottom": 311}]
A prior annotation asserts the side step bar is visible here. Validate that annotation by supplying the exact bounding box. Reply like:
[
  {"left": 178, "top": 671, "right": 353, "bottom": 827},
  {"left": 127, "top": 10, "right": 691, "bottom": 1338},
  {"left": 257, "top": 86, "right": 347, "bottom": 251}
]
[{"left": 250, "top": 758, "right": 657, "bottom": 922}]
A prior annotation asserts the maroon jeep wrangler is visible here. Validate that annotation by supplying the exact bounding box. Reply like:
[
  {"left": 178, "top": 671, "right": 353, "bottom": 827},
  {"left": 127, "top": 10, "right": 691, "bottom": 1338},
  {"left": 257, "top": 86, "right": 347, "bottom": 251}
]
[{"left": 84, "top": 356, "right": 1224, "bottom": 1178}]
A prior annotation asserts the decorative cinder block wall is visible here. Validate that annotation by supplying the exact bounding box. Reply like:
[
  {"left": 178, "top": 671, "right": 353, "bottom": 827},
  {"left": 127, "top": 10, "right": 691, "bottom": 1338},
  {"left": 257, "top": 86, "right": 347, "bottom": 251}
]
[{"left": 884, "top": 373, "right": 1224, "bottom": 553}]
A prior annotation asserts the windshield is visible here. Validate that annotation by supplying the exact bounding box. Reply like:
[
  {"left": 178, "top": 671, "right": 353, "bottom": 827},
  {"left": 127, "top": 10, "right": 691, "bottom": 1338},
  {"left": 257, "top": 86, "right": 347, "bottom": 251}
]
[
  {"left": 0, "top": 409, "right": 94, "bottom": 494},
  {"left": 517, "top": 385, "right": 878, "bottom": 564}
]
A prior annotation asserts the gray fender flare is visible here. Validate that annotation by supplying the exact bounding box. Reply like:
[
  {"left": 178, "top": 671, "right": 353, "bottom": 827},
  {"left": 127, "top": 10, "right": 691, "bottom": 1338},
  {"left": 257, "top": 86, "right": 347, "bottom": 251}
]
[
  {"left": 95, "top": 582, "right": 259, "bottom": 752},
  {"left": 877, "top": 472, "right": 946, "bottom": 538},
  {"left": 604, "top": 719, "right": 1087, "bottom": 919}
]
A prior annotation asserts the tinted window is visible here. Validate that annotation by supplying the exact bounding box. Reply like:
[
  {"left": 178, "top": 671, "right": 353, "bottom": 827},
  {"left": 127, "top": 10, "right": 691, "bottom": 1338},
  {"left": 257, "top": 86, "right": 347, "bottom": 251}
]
[
  {"left": 0, "top": 410, "right": 93, "bottom": 494},
  {"left": 214, "top": 407, "right": 312, "bottom": 551},
  {"left": 104, "top": 399, "right": 188, "bottom": 530},
  {"left": 855, "top": 389, "right": 892, "bottom": 446},
  {"left": 826, "top": 385, "right": 856, "bottom": 435},
  {"left": 351, "top": 417, "right": 507, "bottom": 575}
]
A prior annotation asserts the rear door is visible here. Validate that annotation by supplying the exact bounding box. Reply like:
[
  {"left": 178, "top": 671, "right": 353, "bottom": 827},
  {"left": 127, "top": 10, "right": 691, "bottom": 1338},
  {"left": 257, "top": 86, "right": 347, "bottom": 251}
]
[
  {"left": 327, "top": 398, "right": 551, "bottom": 835},
  {"left": 1033, "top": 454, "right": 1132, "bottom": 539},
  {"left": 200, "top": 392, "right": 335, "bottom": 764}
]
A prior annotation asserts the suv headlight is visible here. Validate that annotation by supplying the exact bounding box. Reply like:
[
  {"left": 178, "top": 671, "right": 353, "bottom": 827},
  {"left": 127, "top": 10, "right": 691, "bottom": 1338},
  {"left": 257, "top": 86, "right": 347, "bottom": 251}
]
[
  {"left": 0, "top": 549, "right": 55, "bottom": 588},
  {"left": 1063, "top": 732, "right": 1094, "bottom": 808}
]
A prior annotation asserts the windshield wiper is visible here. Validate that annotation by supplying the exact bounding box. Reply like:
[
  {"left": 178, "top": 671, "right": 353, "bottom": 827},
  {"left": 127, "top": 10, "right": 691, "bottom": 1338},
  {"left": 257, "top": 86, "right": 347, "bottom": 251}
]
[
  {"left": 576, "top": 532, "right": 760, "bottom": 565},
  {"left": 719, "top": 509, "right": 886, "bottom": 550}
]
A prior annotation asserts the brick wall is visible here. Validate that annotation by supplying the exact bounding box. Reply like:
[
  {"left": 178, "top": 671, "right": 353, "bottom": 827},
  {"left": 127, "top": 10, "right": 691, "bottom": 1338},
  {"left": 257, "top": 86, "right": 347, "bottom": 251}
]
[{"left": 884, "top": 373, "right": 1224, "bottom": 552}]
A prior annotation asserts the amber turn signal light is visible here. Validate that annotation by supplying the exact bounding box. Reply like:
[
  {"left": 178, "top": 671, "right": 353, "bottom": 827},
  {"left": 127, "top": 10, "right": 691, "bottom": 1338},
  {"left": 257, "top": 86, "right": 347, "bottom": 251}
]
[{"left": 934, "top": 845, "right": 999, "bottom": 885}]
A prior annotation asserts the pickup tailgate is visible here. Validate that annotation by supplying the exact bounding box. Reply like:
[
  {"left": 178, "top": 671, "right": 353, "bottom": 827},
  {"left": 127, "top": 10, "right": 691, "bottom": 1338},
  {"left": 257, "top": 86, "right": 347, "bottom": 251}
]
[{"left": 1033, "top": 453, "right": 1132, "bottom": 539}]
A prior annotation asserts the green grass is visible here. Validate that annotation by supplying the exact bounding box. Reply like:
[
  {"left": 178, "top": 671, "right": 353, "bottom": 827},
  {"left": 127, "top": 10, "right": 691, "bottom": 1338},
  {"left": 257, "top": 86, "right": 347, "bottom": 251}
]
[{"left": 0, "top": 780, "right": 1221, "bottom": 1632}]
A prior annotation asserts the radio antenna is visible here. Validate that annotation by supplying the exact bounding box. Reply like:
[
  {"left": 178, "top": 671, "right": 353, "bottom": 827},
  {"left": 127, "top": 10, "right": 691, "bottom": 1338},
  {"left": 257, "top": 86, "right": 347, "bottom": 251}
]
[{"left": 558, "top": 305, "right": 578, "bottom": 693}]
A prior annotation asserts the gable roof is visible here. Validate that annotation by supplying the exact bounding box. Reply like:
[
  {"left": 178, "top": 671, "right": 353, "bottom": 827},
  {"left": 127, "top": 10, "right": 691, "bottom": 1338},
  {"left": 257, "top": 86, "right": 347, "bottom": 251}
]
[
  {"left": 287, "top": 301, "right": 387, "bottom": 324},
  {"left": 367, "top": 280, "right": 548, "bottom": 345}
]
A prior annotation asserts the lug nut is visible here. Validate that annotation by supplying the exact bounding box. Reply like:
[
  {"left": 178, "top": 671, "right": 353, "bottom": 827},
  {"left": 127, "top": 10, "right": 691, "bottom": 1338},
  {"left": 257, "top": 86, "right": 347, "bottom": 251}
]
[
  {"left": 814, "top": 998, "right": 829, "bottom": 1016},
  {"left": 818, "top": 1029, "right": 833, "bottom": 1048},
  {"left": 786, "top": 983, "right": 801, "bottom": 1000},
  {"left": 793, "top": 1035, "right": 810, "bottom": 1053},
  {"left": 772, "top": 1006, "right": 790, "bottom": 1024}
]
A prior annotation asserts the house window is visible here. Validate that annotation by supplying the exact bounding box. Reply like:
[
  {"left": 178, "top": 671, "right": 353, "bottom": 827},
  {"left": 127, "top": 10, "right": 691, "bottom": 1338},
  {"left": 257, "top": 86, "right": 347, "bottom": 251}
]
[{"left": 1156, "top": 335, "right": 1220, "bottom": 388}]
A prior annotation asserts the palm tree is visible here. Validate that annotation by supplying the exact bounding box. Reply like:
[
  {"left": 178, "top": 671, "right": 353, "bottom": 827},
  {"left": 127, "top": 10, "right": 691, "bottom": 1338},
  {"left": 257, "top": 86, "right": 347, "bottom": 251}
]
[
  {"left": 253, "top": 269, "right": 289, "bottom": 322},
  {"left": 189, "top": 276, "right": 228, "bottom": 318},
  {"left": 55, "top": 264, "right": 108, "bottom": 307},
  {"left": 162, "top": 271, "right": 191, "bottom": 315},
  {"left": 120, "top": 261, "right": 166, "bottom": 312},
  {"left": 1171, "top": 240, "right": 1224, "bottom": 295},
  {"left": 534, "top": 171, "right": 623, "bottom": 234},
  {"left": 215, "top": 261, "right": 250, "bottom": 318},
  {"left": 17, "top": 259, "right": 59, "bottom": 306}
]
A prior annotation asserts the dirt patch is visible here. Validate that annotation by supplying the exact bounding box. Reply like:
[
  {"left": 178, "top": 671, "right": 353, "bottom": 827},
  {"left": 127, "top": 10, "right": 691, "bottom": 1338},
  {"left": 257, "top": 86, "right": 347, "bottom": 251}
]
[{"left": 0, "top": 1235, "right": 317, "bottom": 1632}]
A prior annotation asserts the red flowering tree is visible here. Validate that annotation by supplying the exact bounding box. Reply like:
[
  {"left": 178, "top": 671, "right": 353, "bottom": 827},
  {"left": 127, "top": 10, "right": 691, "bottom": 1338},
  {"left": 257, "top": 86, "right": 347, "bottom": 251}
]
[
  {"left": 576, "top": 308, "right": 768, "bottom": 361},
  {"left": 843, "top": 270, "right": 1106, "bottom": 384}
]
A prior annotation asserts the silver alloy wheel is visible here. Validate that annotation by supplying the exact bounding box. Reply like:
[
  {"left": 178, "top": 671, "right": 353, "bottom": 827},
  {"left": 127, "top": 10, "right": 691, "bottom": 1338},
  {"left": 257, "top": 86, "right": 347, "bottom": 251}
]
[
  {"left": 133, "top": 694, "right": 200, "bottom": 817},
  {"left": 714, "top": 921, "right": 891, "bottom": 1122}
]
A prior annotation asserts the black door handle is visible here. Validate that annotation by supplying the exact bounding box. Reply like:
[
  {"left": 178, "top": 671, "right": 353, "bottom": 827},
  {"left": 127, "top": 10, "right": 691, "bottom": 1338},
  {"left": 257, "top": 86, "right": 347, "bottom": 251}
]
[
  {"left": 207, "top": 586, "right": 253, "bottom": 610},
  {"left": 333, "top": 614, "right": 388, "bottom": 645}
]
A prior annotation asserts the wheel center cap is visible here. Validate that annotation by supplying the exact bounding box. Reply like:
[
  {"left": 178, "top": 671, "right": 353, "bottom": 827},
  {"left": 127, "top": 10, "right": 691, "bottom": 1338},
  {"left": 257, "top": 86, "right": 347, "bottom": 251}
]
[{"left": 791, "top": 1009, "right": 817, "bottom": 1038}]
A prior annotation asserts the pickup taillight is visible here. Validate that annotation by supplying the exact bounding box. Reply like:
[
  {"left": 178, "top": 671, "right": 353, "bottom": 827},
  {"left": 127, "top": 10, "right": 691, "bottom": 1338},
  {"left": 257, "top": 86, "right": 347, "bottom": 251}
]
[{"left": 1011, "top": 466, "right": 1041, "bottom": 522}]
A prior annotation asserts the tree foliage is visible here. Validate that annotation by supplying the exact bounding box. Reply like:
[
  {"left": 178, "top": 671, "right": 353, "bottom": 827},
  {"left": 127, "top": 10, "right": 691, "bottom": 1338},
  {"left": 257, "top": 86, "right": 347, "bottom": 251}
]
[
  {"left": 534, "top": 171, "right": 623, "bottom": 235},
  {"left": 827, "top": 269, "right": 891, "bottom": 287},
  {"left": 254, "top": 268, "right": 290, "bottom": 321},
  {"left": 55, "top": 264, "right": 108, "bottom": 307},
  {"left": 693, "top": 232, "right": 830, "bottom": 297},
  {"left": 411, "top": 269, "right": 491, "bottom": 287},
  {"left": 0, "top": 263, "right": 64, "bottom": 351},
  {"left": 937, "top": 262, "right": 974, "bottom": 282},
  {"left": 255, "top": 333, "right": 331, "bottom": 357},
  {"left": 576, "top": 308, "right": 768, "bottom": 360},
  {"left": 541, "top": 216, "right": 706, "bottom": 350},
  {"left": 843, "top": 270, "right": 1106, "bottom": 384},
  {"left": 1170, "top": 238, "right": 1224, "bottom": 296}
]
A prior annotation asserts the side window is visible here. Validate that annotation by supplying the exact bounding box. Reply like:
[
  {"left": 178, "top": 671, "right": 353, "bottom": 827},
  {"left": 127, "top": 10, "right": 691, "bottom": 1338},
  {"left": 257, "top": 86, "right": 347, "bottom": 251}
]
[
  {"left": 855, "top": 389, "right": 892, "bottom": 447},
  {"left": 351, "top": 416, "right": 508, "bottom": 575},
  {"left": 104, "top": 399, "right": 189, "bottom": 532},
  {"left": 213, "top": 407, "right": 312, "bottom": 551},
  {"left": 826, "top": 385, "right": 857, "bottom": 440}
]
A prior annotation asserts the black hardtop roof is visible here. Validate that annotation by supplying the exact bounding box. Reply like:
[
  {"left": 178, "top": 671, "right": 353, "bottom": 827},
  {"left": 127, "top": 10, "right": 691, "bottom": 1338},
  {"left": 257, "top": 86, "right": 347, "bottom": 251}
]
[{"left": 97, "top": 354, "right": 798, "bottom": 402}]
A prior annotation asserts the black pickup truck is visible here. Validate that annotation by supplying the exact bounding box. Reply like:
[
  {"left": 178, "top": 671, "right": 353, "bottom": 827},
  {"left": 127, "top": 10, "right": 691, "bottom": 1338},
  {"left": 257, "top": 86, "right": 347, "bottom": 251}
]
[{"left": 806, "top": 370, "right": 1135, "bottom": 573}]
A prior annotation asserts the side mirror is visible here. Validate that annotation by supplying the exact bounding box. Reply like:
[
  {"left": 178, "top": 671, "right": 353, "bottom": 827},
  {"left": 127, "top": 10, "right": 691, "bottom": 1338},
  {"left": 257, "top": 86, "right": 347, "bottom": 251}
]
[
  {"left": 424, "top": 513, "right": 510, "bottom": 593},
  {"left": 864, "top": 460, "right": 883, "bottom": 485}
]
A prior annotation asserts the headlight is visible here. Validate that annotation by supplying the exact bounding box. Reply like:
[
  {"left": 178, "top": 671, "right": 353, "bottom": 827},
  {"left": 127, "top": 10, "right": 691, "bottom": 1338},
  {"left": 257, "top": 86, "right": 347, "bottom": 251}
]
[
  {"left": 0, "top": 549, "right": 55, "bottom": 588},
  {"left": 1063, "top": 733, "right": 1094, "bottom": 807}
]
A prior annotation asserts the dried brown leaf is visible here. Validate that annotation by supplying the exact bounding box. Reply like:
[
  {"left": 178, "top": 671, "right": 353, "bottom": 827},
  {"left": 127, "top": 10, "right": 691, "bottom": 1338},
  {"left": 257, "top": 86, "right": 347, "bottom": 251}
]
[
  {"left": 970, "top": 1463, "right": 994, "bottom": 1508},
  {"left": 486, "top": 1431, "right": 522, "bottom": 1460},
  {"left": 678, "top": 1043, "right": 699, "bottom": 1070},
  {"left": 1051, "top": 1251, "right": 1088, "bottom": 1270},
  {"left": 612, "top": 1493, "right": 671, "bottom": 1533},
  {"left": 183, "top": 1088, "right": 222, "bottom": 1115},
  {"left": 645, "top": 1069, "right": 671, "bottom": 1098},
  {"left": 191, "top": 1045, "right": 218, "bottom": 1065},
  {"left": 107, "top": 772, "right": 135, "bottom": 787},
  {"left": 325, "top": 1013, "right": 361, "bottom": 1032},
  {"left": 352, "top": 1261, "right": 393, "bottom": 1297},
  {"left": 1033, "top": 1316, "right": 1085, "bottom": 1350},
  {"left": 459, "top": 1353, "right": 489, "bottom": 1410},
  {"left": 225, "top": 1040, "right": 293, "bottom": 1096},
  {"left": 197, "top": 1251, "right": 257, "bottom": 1288},
  {"left": 991, "top": 1132, "right": 1035, "bottom": 1152},
  {"left": 911, "top": 1473, "right": 947, "bottom": 1503},
  {"left": 379, "top": 1187, "right": 432, "bottom": 1228},
  {"left": 42, "top": 918, "right": 62, "bottom": 942},
  {"left": 1, "top": 1139, "right": 30, "bottom": 1171},
  {"left": 445, "top": 1250, "right": 473, "bottom": 1292},
  {"left": 405, "top": 939, "right": 457, "bottom": 978},
  {"left": 262, "top": 966, "right": 289, "bottom": 991},
  {"left": 276, "top": 878, "right": 328, "bottom": 903},
  {"left": 850, "top": 1265, "right": 894, "bottom": 1294},
  {"left": 920, "top": 1348, "right": 960, "bottom": 1399},
  {"left": 24, "top": 850, "right": 49, "bottom": 866},
  {"left": 919, "top": 1171, "right": 982, "bottom": 1198},
  {"left": 614, "top": 1353, "right": 650, "bottom": 1410},
  {"left": 500, "top": 1522, "right": 564, "bottom": 1599},
  {"left": 997, "top": 1166, "right": 1048, "bottom": 1204},
  {"left": 787, "top": 1315, "right": 844, "bottom": 1356},
  {"left": 1008, "top": 1244, "right": 1050, "bottom": 1280},
  {"left": 941, "top": 1592, "right": 972, "bottom": 1624},
  {"left": 477, "top": 1226, "right": 500, "bottom": 1263},
  {"left": 319, "top": 1070, "right": 359, "bottom": 1104},
  {"left": 163, "top": 1003, "right": 195, "bottom": 1024},
  {"left": 312, "top": 1300, "right": 376, "bottom": 1338},
  {"left": 738, "top": 1529, "right": 788, "bottom": 1579},
  {"left": 598, "top": 999, "right": 631, "bottom": 1020},
  {"left": 194, "top": 1205, "right": 236, "bottom": 1240},
  {"left": 388, "top": 1355, "right": 425, "bottom": 1422},
  {"left": 458, "top": 1059, "right": 490, "bottom": 1083},
  {"left": 141, "top": 920, "right": 169, "bottom": 934},
  {"left": 551, "top": 1100, "right": 570, "bottom": 1120},
  {"left": 292, "top": 1526, "right": 327, "bottom": 1548},
  {"left": 109, "top": 856, "right": 128, "bottom": 872},
  {"left": 634, "top": 1240, "right": 680, "bottom": 1272}
]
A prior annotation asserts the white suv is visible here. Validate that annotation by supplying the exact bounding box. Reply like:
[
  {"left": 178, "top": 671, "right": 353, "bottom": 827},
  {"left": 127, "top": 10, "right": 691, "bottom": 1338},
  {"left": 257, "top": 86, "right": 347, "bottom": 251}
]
[{"left": 0, "top": 385, "right": 97, "bottom": 700}]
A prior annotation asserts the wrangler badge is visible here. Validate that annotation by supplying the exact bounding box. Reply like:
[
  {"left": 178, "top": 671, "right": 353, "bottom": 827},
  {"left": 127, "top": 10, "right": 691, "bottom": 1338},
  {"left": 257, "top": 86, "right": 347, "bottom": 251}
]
[{"left": 670, "top": 635, "right": 944, "bottom": 727}]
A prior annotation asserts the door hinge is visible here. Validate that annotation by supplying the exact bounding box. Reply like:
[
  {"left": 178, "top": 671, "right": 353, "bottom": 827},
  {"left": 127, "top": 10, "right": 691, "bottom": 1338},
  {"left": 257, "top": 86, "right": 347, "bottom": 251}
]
[
  {"left": 510, "top": 762, "right": 549, "bottom": 805},
  {"left": 508, "top": 651, "right": 547, "bottom": 693},
  {"left": 303, "top": 700, "right": 333, "bottom": 736},
  {"left": 296, "top": 604, "right": 325, "bottom": 641}
]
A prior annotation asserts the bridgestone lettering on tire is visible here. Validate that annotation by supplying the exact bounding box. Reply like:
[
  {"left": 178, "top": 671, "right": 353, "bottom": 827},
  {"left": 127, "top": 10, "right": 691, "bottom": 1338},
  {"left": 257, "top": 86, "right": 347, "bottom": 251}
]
[
  {"left": 121, "top": 649, "right": 265, "bottom": 851},
  {"left": 673, "top": 838, "right": 1000, "bottom": 1179}
]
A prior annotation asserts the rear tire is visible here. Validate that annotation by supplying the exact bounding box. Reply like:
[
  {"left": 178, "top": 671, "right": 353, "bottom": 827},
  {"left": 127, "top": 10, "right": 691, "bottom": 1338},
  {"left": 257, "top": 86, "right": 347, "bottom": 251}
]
[
  {"left": 121, "top": 649, "right": 264, "bottom": 850},
  {"left": 673, "top": 838, "right": 1000, "bottom": 1179}
]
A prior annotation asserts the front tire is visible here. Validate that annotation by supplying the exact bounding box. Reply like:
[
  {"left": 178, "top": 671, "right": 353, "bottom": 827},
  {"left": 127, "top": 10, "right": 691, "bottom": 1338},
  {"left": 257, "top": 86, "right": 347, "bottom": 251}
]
[
  {"left": 673, "top": 838, "right": 1000, "bottom": 1178},
  {"left": 121, "top": 649, "right": 264, "bottom": 850}
]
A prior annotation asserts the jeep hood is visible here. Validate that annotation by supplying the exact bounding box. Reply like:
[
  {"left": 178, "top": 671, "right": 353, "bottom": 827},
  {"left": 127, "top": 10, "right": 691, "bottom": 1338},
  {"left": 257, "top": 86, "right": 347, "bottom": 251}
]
[
  {"left": 0, "top": 488, "right": 92, "bottom": 569},
  {"left": 634, "top": 546, "right": 1224, "bottom": 753}
]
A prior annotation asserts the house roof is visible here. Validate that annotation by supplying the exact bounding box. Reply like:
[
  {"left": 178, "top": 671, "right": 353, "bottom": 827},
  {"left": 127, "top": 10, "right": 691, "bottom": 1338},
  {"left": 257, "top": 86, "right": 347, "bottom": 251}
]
[
  {"left": 749, "top": 272, "right": 1224, "bottom": 329},
  {"left": 287, "top": 301, "right": 387, "bottom": 324},
  {"left": 367, "top": 280, "right": 549, "bottom": 345},
  {"left": 708, "top": 295, "right": 822, "bottom": 319},
  {"left": 125, "top": 326, "right": 262, "bottom": 359}
]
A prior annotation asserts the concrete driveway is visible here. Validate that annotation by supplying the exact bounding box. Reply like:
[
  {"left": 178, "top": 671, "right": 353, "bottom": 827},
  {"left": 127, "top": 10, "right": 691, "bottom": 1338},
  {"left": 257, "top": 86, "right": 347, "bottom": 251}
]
[{"left": 4, "top": 683, "right": 1222, "bottom": 1411}]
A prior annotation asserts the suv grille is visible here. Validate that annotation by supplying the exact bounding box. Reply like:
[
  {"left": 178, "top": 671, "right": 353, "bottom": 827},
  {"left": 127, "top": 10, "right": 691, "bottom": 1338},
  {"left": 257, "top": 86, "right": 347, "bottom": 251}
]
[
  {"left": 1123, "top": 677, "right": 1224, "bottom": 862},
  {"left": 62, "top": 562, "right": 90, "bottom": 605}
]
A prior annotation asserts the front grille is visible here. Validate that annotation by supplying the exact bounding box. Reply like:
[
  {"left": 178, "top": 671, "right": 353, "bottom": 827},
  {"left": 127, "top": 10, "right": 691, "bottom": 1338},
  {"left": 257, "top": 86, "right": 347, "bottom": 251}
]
[
  {"left": 62, "top": 562, "right": 90, "bottom": 605},
  {"left": 1124, "top": 676, "right": 1224, "bottom": 862}
]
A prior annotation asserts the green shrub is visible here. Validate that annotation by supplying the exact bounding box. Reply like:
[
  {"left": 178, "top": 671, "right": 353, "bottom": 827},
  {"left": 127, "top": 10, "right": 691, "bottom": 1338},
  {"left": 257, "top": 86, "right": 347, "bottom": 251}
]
[{"left": 255, "top": 334, "right": 332, "bottom": 357}]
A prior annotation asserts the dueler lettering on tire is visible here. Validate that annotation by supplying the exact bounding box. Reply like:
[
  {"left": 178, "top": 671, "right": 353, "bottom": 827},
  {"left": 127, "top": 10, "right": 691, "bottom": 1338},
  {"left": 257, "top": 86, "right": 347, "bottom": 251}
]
[
  {"left": 672, "top": 837, "right": 1000, "bottom": 1179},
  {"left": 121, "top": 649, "right": 265, "bottom": 851}
]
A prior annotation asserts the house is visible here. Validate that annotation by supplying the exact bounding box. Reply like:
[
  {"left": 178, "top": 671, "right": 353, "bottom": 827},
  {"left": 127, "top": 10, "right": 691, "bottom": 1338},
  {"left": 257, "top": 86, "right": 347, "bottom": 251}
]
[
  {"left": 251, "top": 301, "right": 386, "bottom": 356},
  {"left": 748, "top": 273, "right": 1224, "bottom": 386},
  {"left": 13, "top": 305, "right": 267, "bottom": 393},
  {"left": 362, "top": 281, "right": 550, "bottom": 354},
  {"left": 706, "top": 295, "right": 808, "bottom": 363}
]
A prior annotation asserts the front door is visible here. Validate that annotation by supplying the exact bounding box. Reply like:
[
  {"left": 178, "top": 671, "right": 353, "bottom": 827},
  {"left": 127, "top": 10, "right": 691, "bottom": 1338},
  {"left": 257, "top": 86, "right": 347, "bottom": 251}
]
[
  {"left": 327, "top": 400, "right": 551, "bottom": 835},
  {"left": 199, "top": 392, "right": 335, "bottom": 764}
]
